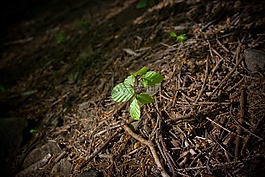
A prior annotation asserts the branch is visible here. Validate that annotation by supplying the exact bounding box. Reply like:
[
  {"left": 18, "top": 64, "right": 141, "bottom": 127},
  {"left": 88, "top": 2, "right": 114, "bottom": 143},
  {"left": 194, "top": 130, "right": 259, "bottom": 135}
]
[
  {"left": 79, "top": 131, "right": 119, "bottom": 170},
  {"left": 123, "top": 125, "right": 170, "bottom": 177}
]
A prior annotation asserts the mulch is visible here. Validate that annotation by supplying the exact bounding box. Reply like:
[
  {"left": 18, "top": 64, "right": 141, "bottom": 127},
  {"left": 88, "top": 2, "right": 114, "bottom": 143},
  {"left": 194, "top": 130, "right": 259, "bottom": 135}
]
[{"left": 1, "top": 0, "right": 264, "bottom": 176}]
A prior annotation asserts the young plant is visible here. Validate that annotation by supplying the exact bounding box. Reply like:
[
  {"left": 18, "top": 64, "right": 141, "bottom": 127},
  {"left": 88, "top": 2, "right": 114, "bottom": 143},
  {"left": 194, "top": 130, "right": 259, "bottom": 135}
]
[
  {"left": 111, "top": 66, "right": 163, "bottom": 120},
  {"left": 55, "top": 33, "right": 66, "bottom": 43},
  {"left": 0, "top": 84, "right": 4, "bottom": 92},
  {"left": 136, "top": 0, "right": 155, "bottom": 9},
  {"left": 169, "top": 32, "right": 188, "bottom": 42},
  {"left": 74, "top": 18, "right": 90, "bottom": 29}
]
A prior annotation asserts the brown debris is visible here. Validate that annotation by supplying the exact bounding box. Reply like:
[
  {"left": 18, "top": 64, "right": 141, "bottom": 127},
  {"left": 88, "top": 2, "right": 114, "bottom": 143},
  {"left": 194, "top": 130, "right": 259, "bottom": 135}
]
[{"left": 0, "top": 0, "right": 264, "bottom": 177}]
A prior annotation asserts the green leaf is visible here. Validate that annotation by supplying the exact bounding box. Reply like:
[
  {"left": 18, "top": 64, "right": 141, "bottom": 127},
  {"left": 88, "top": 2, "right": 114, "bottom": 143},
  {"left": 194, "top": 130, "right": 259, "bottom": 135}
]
[
  {"left": 30, "top": 129, "right": 38, "bottom": 133},
  {"left": 148, "top": 0, "right": 155, "bottom": 6},
  {"left": 142, "top": 71, "right": 163, "bottom": 86},
  {"left": 55, "top": 33, "right": 65, "bottom": 43},
  {"left": 140, "top": 79, "right": 149, "bottom": 88},
  {"left": 0, "top": 84, "right": 5, "bottom": 92},
  {"left": 133, "top": 66, "right": 147, "bottom": 76},
  {"left": 130, "top": 98, "right": 140, "bottom": 120},
  {"left": 177, "top": 34, "right": 188, "bottom": 42},
  {"left": 111, "top": 83, "right": 134, "bottom": 102},
  {"left": 136, "top": 0, "right": 148, "bottom": 9},
  {"left": 137, "top": 93, "right": 153, "bottom": 104},
  {"left": 124, "top": 75, "right": 135, "bottom": 86},
  {"left": 75, "top": 19, "right": 90, "bottom": 28},
  {"left": 169, "top": 32, "right": 177, "bottom": 37}
]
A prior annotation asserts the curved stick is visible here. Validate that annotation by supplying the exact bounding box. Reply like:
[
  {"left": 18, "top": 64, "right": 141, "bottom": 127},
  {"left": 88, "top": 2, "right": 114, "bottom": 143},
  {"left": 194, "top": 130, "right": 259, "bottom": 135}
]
[{"left": 123, "top": 125, "right": 170, "bottom": 177}]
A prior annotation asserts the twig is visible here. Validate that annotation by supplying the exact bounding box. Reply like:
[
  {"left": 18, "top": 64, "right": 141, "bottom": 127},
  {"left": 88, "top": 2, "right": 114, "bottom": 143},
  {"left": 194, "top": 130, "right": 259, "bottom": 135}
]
[
  {"left": 79, "top": 131, "right": 119, "bottom": 170},
  {"left": 94, "top": 121, "right": 125, "bottom": 136},
  {"left": 123, "top": 125, "right": 170, "bottom": 177},
  {"left": 4, "top": 37, "right": 34, "bottom": 46},
  {"left": 231, "top": 114, "right": 263, "bottom": 141},
  {"left": 216, "top": 39, "right": 230, "bottom": 53},
  {"left": 178, "top": 154, "right": 264, "bottom": 172},
  {"left": 194, "top": 57, "right": 209, "bottom": 104},
  {"left": 241, "top": 114, "right": 264, "bottom": 154},
  {"left": 157, "top": 131, "right": 179, "bottom": 176},
  {"left": 166, "top": 104, "right": 220, "bottom": 123},
  {"left": 206, "top": 117, "right": 243, "bottom": 138},
  {"left": 210, "top": 44, "right": 243, "bottom": 97},
  {"left": 17, "top": 154, "right": 51, "bottom": 177},
  {"left": 235, "top": 89, "right": 245, "bottom": 159}
]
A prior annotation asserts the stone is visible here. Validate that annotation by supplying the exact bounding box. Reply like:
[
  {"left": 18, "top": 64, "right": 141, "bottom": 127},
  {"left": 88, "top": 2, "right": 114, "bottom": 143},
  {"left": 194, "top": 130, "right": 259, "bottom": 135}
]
[
  {"left": 0, "top": 117, "right": 27, "bottom": 177},
  {"left": 23, "top": 142, "right": 61, "bottom": 168},
  {"left": 244, "top": 49, "right": 265, "bottom": 72},
  {"left": 51, "top": 158, "right": 72, "bottom": 177},
  {"left": 77, "top": 169, "right": 102, "bottom": 177}
]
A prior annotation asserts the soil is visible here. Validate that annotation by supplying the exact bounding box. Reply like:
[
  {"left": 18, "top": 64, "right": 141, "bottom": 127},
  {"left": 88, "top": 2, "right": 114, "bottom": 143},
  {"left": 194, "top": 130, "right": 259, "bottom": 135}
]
[{"left": 0, "top": 0, "right": 264, "bottom": 177}]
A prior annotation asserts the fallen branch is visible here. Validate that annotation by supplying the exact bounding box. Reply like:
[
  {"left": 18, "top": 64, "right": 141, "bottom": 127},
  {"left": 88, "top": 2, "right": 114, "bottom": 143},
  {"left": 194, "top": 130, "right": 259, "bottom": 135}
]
[
  {"left": 16, "top": 153, "right": 51, "bottom": 177},
  {"left": 210, "top": 44, "right": 243, "bottom": 97},
  {"left": 123, "top": 125, "right": 170, "bottom": 177},
  {"left": 79, "top": 131, "right": 119, "bottom": 170},
  {"left": 235, "top": 89, "right": 245, "bottom": 160}
]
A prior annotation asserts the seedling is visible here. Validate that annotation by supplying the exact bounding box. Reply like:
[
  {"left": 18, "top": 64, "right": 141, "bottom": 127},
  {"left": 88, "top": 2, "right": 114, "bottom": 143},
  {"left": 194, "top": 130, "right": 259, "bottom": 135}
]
[
  {"left": 75, "top": 19, "right": 90, "bottom": 29},
  {"left": 0, "top": 84, "right": 4, "bottom": 92},
  {"left": 169, "top": 32, "right": 188, "bottom": 42},
  {"left": 136, "top": 0, "right": 155, "bottom": 9},
  {"left": 111, "top": 66, "right": 163, "bottom": 120},
  {"left": 30, "top": 129, "right": 38, "bottom": 133},
  {"left": 55, "top": 33, "right": 66, "bottom": 43}
]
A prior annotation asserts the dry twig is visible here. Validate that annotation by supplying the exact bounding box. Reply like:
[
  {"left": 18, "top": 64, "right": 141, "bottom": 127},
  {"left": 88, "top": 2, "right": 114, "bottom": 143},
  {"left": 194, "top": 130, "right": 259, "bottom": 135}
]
[{"left": 123, "top": 125, "right": 170, "bottom": 177}]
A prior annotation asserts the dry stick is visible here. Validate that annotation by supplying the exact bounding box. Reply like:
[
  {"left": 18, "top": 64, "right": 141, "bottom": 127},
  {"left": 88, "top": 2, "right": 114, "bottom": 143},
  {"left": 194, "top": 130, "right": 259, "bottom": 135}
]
[
  {"left": 166, "top": 104, "right": 220, "bottom": 123},
  {"left": 158, "top": 133, "right": 180, "bottom": 176},
  {"left": 177, "top": 153, "right": 264, "bottom": 172},
  {"left": 231, "top": 114, "right": 263, "bottom": 141},
  {"left": 95, "top": 121, "right": 126, "bottom": 136},
  {"left": 235, "top": 89, "right": 245, "bottom": 160},
  {"left": 194, "top": 57, "right": 209, "bottom": 104},
  {"left": 216, "top": 38, "right": 230, "bottom": 53},
  {"left": 155, "top": 116, "right": 176, "bottom": 175},
  {"left": 206, "top": 117, "right": 243, "bottom": 138},
  {"left": 18, "top": 153, "right": 52, "bottom": 176},
  {"left": 79, "top": 131, "right": 119, "bottom": 170},
  {"left": 209, "top": 45, "right": 243, "bottom": 97},
  {"left": 155, "top": 133, "right": 169, "bottom": 171},
  {"left": 241, "top": 114, "right": 264, "bottom": 155},
  {"left": 123, "top": 125, "right": 170, "bottom": 177},
  {"left": 227, "top": 77, "right": 245, "bottom": 92}
]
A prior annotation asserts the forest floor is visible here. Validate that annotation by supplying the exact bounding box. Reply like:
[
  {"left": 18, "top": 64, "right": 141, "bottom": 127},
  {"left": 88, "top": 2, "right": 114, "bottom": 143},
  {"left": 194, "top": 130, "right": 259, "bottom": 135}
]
[{"left": 0, "top": 0, "right": 264, "bottom": 177}]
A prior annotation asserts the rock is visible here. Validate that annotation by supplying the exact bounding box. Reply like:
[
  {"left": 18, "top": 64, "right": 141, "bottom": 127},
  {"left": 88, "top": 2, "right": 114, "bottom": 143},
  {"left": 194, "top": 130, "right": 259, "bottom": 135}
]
[
  {"left": 23, "top": 142, "right": 61, "bottom": 168},
  {"left": 0, "top": 117, "right": 28, "bottom": 177},
  {"left": 244, "top": 49, "right": 265, "bottom": 72},
  {"left": 51, "top": 158, "right": 72, "bottom": 177},
  {"left": 77, "top": 169, "right": 102, "bottom": 177}
]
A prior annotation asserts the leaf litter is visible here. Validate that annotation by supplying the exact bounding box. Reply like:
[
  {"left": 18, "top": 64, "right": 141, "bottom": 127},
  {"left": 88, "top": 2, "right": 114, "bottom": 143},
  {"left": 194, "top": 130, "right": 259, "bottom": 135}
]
[{"left": 1, "top": 0, "right": 264, "bottom": 176}]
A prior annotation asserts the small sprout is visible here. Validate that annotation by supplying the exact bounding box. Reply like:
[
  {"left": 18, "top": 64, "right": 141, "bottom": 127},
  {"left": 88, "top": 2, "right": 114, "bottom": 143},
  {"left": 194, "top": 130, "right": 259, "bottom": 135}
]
[
  {"left": 170, "top": 32, "right": 188, "bottom": 42},
  {"left": 30, "top": 129, "right": 38, "bottom": 133},
  {"left": 176, "top": 34, "right": 188, "bottom": 42},
  {"left": 136, "top": 0, "right": 155, "bottom": 9},
  {"left": 75, "top": 19, "right": 90, "bottom": 29},
  {"left": 111, "top": 66, "right": 163, "bottom": 120},
  {"left": 169, "top": 32, "right": 177, "bottom": 38},
  {"left": 55, "top": 33, "right": 65, "bottom": 43},
  {"left": 0, "top": 84, "right": 5, "bottom": 92}
]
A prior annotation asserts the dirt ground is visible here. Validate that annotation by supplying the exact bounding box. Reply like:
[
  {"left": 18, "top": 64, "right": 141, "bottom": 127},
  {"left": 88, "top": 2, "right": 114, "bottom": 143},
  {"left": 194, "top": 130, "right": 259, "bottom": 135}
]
[{"left": 0, "top": 0, "right": 264, "bottom": 177}]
